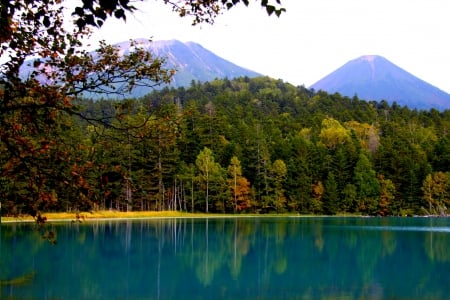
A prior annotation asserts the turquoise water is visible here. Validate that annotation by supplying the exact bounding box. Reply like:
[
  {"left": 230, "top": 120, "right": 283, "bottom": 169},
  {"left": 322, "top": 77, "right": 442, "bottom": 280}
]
[{"left": 1, "top": 217, "right": 450, "bottom": 299}]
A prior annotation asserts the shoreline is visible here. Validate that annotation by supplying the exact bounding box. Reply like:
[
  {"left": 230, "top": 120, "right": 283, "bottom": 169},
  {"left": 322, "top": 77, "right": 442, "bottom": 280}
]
[
  {"left": 0, "top": 211, "right": 343, "bottom": 224},
  {"left": 0, "top": 211, "right": 285, "bottom": 224},
  {"left": 2, "top": 211, "right": 441, "bottom": 224},
  {"left": 1, "top": 215, "right": 272, "bottom": 224}
]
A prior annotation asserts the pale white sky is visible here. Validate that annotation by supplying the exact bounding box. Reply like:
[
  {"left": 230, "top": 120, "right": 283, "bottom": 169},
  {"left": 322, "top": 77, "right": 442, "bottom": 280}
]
[{"left": 86, "top": 0, "right": 450, "bottom": 93}]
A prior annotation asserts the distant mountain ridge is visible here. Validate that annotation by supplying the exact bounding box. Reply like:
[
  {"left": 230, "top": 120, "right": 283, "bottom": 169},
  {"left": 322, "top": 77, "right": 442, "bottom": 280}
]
[
  {"left": 310, "top": 55, "right": 450, "bottom": 110},
  {"left": 115, "top": 39, "right": 261, "bottom": 96},
  {"left": 20, "top": 39, "right": 261, "bottom": 99}
]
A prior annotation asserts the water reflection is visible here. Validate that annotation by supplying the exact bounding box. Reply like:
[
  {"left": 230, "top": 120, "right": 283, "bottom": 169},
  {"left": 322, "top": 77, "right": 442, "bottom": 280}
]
[{"left": 1, "top": 217, "right": 450, "bottom": 299}]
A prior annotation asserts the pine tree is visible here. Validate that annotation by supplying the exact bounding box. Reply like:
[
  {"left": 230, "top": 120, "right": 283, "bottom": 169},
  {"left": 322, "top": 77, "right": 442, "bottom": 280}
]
[{"left": 354, "top": 152, "right": 380, "bottom": 214}]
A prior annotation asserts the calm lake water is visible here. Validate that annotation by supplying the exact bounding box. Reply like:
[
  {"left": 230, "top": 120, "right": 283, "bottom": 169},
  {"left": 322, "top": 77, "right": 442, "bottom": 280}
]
[{"left": 1, "top": 217, "right": 450, "bottom": 299}]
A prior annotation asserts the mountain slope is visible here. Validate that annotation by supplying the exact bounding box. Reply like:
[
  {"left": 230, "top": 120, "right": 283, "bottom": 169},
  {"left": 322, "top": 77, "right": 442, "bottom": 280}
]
[
  {"left": 310, "top": 55, "right": 450, "bottom": 110},
  {"left": 19, "top": 39, "right": 261, "bottom": 99},
  {"left": 115, "top": 39, "right": 261, "bottom": 96}
]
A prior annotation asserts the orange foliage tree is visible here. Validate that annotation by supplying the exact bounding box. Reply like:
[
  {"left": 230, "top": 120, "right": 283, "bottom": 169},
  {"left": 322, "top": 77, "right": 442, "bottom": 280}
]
[{"left": 227, "top": 156, "right": 251, "bottom": 212}]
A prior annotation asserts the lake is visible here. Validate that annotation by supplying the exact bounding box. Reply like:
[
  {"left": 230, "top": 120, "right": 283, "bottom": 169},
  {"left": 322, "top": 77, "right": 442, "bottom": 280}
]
[{"left": 1, "top": 217, "right": 450, "bottom": 299}]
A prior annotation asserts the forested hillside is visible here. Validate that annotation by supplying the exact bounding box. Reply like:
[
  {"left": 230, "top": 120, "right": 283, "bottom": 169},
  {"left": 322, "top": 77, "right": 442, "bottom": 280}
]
[{"left": 3, "top": 76, "right": 450, "bottom": 216}]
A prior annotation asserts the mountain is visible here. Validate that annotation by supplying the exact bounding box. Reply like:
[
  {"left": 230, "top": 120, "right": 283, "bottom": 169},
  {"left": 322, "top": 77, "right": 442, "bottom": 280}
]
[
  {"left": 114, "top": 39, "right": 261, "bottom": 96},
  {"left": 20, "top": 39, "right": 261, "bottom": 99},
  {"left": 310, "top": 55, "right": 450, "bottom": 110}
]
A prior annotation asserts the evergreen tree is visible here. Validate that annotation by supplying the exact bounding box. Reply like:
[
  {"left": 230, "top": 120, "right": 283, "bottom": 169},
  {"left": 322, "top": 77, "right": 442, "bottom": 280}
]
[
  {"left": 271, "top": 159, "right": 288, "bottom": 213},
  {"left": 196, "top": 147, "right": 222, "bottom": 213},
  {"left": 323, "top": 172, "right": 339, "bottom": 214},
  {"left": 354, "top": 152, "right": 380, "bottom": 215},
  {"left": 284, "top": 133, "right": 313, "bottom": 212}
]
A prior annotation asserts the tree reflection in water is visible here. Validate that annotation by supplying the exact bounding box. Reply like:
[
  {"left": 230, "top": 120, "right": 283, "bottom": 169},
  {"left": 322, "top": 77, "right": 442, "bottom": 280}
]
[{"left": 1, "top": 217, "right": 450, "bottom": 299}]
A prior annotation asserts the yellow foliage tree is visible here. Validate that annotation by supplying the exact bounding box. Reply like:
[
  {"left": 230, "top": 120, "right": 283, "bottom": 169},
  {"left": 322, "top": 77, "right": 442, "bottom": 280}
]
[{"left": 319, "top": 117, "right": 351, "bottom": 150}]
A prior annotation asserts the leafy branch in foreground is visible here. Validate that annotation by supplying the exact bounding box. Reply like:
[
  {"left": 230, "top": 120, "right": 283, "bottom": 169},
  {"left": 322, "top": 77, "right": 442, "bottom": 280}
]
[
  {"left": 0, "top": 1, "right": 173, "bottom": 218},
  {"left": 69, "top": 0, "right": 285, "bottom": 29}
]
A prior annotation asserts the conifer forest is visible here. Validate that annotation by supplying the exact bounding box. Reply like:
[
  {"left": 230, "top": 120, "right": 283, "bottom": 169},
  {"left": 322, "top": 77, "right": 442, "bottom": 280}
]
[{"left": 2, "top": 76, "right": 450, "bottom": 216}]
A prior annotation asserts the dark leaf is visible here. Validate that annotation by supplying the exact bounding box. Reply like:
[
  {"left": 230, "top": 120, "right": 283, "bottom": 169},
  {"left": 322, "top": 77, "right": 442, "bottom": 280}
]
[
  {"left": 94, "top": 9, "right": 107, "bottom": 20},
  {"left": 119, "top": 0, "right": 131, "bottom": 9},
  {"left": 74, "top": 6, "right": 84, "bottom": 17},
  {"left": 76, "top": 18, "right": 86, "bottom": 30},
  {"left": 100, "top": 0, "right": 118, "bottom": 12},
  {"left": 266, "top": 5, "right": 275, "bottom": 16},
  {"left": 86, "top": 14, "right": 96, "bottom": 26},
  {"left": 275, "top": 8, "right": 286, "bottom": 17},
  {"left": 114, "top": 9, "right": 125, "bottom": 19},
  {"left": 35, "top": 9, "right": 44, "bottom": 20},
  {"left": 82, "top": 0, "right": 93, "bottom": 10},
  {"left": 43, "top": 16, "right": 50, "bottom": 27}
]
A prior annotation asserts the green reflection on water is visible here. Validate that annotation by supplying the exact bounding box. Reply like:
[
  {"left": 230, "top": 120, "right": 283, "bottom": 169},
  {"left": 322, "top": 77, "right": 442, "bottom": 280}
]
[{"left": 1, "top": 217, "right": 450, "bottom": 299}]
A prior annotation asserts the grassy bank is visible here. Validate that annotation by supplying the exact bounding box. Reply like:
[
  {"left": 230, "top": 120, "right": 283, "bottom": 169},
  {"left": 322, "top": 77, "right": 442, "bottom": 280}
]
[
  {"left": 1, "top": 211, "right": 265, "bottom": 223},
  {"left": 1, "top": 211, "right": 364, "bottom": 223}
]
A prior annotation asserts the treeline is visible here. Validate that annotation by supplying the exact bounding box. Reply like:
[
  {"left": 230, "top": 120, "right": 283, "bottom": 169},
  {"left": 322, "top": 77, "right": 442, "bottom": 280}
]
[{"left": 3, "top": 76, "right": 450, "bottom": 216}]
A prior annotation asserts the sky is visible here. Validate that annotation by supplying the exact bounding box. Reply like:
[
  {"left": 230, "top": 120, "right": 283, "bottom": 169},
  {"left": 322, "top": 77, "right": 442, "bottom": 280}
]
[{"left": 83, "top": 0, "right": 450, "bottom": 93}]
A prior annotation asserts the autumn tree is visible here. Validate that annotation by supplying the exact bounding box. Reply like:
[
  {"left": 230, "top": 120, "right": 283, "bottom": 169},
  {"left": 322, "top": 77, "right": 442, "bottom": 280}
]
[
  {"left": 227, "top": 156, "right": 251, "bottom": 213},
  {"left": 421, "top": 172, "right": 449, "bottom": 215},
  {"left": 311, "top": 181, "right": 324, "bottom": 214},
  {"left": 378, "top": 174, "right": 395, "bottom": 216},
  {"left": 319, "top": 117, "right": 351, "bottom": 150}
]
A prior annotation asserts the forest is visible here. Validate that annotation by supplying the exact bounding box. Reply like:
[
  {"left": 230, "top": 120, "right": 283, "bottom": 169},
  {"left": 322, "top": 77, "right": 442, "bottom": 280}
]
[{"left": 2, "top": 76, "right": 450, "bottom": 216}]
